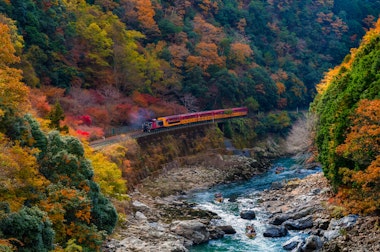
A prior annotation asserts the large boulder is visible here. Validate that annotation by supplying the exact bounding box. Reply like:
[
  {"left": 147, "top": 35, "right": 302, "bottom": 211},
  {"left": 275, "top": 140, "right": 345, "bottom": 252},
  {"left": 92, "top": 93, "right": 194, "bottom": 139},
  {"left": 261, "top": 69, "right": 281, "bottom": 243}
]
[
  {"left": 323, "top": 230, "right": 340, "bottom": 241},
  {"left": 263, "top": 224, "right": 288, "bottom": 237},
  {"left": 270, "top": 213, "right": 291, "bottom": 225},
  {"left": 283, "top": 216, "right": 313, "bottom": 230},
  {"left": 170, "top": 220, "right": 210, "bottom": 244},
  {"left": 270, "top": 206, "right": 316, "bottom": 225},
  {"left": 135, "top": 211, "right": 148, "bottom": 222},
  {"left": 282, "top": 235, "right": 305, "bottom": 250},
  {"left": 217, "top": 225, "right": 236, "bottom": 234},
  {"left": 302, "top": 235, "right": 323, "bottom": 252},
  {"left": 240, "top": 210, "right": 256, "bottom": 220},
  {"left": 132, "top": 200, "right": 150, "bottom": 212},
  {"left": 323, "top": 215, "right": 358, "bottom": 242},
  {"left": 208, "top": 226, "right": 225, "bottom": 239},
  {"left": 314, "top": 218, "right": 330, "bottom": 230},
  {"left": 328, "top": 215, "right": 358, "bottom": 230}
]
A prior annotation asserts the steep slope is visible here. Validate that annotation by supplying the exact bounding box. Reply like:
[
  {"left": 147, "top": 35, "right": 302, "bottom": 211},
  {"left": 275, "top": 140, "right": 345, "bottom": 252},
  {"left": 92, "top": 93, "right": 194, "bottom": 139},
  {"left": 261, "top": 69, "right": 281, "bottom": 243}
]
[
  {"left": 312, "top": 19, "right": 380, "bottom": 214},
  {"left": 0, "top": 0, "right": 379, "bottom": 141}
]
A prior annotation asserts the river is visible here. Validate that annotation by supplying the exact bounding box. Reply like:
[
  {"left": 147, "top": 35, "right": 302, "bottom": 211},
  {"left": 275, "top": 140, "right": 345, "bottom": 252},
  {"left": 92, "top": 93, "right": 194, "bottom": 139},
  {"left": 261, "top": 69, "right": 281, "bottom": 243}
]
[{"left": 187, "top": 156, "right": 321, "bottom": 252}]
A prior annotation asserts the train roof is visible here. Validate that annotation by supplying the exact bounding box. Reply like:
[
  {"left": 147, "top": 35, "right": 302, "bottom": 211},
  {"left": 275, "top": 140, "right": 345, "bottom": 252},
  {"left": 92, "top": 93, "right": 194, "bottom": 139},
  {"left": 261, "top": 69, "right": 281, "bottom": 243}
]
[{"left": 157, "top": 107, "right": 247, "bottom": 119}]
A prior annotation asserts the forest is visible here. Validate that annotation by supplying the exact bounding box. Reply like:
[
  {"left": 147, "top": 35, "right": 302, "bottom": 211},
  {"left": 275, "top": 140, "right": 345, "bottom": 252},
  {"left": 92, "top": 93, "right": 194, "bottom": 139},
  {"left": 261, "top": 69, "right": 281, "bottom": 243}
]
[
  {"left": 0, "top": 0, "right": 379, "bottom": 250},
  {"left": 0, "top": 0, "right": 379, "bottom": 140},
  {"left": 312, "top": 18, "right": 380, "bottom": 215}
]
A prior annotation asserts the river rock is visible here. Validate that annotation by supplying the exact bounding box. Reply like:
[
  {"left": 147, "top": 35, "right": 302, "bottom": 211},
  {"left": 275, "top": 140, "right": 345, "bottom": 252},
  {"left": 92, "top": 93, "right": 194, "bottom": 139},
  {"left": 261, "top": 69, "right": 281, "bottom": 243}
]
[
  {"left": 170, "top": 220, "right": 210, "bottom": 244},
  {"left": 240, "top": 210, "right": 256, "bottom": 220},
  {"left": 270, "top": 180, "right": 285, "bottom": 190},
  {"left": 117, "top": 236, "right": 187, "bottom": 252},
  {"left": 282, "top": 235, "right": 305, "bottom": 250},
  {"left": 263, "top": 224, "right": 288, "bottom": 237},
  {"left": 314, "top": 218, "right": 330, "bottom": 230},
  {"left": 329, "top": 214, "right": 358, "bottom": 230},
  {"left": 302, "top": 235, "right": 323, "bottom": 251},
  {"left": 283, "top": 215, "right": 313, "bottom": 230},
  {"left": 208, "top": 226, "right": 225, "bottom": 239},
  {"left": 270, "top": 213, "right": 291, "bottom": 225},
  {"left": 217, "top": 225, "right": 236, "bottom": 234},
  {"left": 135, "top": 211, "right": 148, "bottom": 221},
  {"left": 323, "top": 229, "right": 340, "bottom": 241},
  {"left": 290, "top": 206, "right": 317, "bottom": 220},
  {"left": 132, "top": 200, "right": 150, "bottom": 212}
]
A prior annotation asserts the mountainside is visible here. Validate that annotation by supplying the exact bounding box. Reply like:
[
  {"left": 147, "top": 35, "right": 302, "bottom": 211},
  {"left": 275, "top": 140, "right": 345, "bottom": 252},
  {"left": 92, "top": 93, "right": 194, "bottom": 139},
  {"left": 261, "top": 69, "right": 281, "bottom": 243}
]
[
  {"left": 0, "top": 0, "right": 379, "bottom": 140},
  {"left": 0, "top": 0, "right": 380, "bottom": 250},
  {"left": 312, "top": 18, "right": 380, "bottom": 215}
]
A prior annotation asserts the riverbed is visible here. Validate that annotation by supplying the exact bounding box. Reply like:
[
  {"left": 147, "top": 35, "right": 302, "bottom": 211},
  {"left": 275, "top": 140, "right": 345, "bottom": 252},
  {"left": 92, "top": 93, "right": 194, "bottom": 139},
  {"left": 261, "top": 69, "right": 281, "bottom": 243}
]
[{"left": 187, "top": 157, "right": 321, "bottom": 252}]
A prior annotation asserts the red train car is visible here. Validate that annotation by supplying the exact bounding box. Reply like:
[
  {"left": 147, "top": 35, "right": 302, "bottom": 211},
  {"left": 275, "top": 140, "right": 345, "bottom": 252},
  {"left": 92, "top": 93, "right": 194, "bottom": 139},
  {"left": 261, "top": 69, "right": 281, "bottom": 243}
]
[{"left": 142, "top": 107, "right": 248, "bottom": 132}]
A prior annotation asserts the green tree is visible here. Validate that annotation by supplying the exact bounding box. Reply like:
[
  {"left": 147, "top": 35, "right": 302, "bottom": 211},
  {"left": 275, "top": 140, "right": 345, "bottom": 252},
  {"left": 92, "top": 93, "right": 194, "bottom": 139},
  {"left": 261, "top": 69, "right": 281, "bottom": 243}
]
[
  {"left": 0, "top": 206, "right": 54, "bottom": 252},
  {"left": 48, "top": 100, "right": 68, "bottom": 132}
]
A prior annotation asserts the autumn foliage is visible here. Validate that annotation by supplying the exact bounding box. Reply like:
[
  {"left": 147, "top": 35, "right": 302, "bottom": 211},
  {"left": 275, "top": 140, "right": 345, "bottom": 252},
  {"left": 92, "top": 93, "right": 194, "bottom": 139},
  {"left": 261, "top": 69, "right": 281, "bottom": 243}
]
[
  {"left": 312, "top": 19, "right": 380, "bottom": 214},
  {"left": 0, "top": 24, "right": 119, "bottom": 251}
]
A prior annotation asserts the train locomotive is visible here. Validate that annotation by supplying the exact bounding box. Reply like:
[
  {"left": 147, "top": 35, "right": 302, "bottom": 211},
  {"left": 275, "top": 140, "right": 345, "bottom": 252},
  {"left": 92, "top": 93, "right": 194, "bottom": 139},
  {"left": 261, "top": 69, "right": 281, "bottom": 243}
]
[{"left": 142, "top": 107, "right": 248, "bottom": 132}]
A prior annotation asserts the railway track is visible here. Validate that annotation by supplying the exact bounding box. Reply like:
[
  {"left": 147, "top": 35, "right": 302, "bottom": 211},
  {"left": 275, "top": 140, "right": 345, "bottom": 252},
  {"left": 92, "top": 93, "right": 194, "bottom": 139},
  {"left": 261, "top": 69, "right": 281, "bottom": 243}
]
[{"left": 89, "top": 118, "right": 239, "bottom": 150}]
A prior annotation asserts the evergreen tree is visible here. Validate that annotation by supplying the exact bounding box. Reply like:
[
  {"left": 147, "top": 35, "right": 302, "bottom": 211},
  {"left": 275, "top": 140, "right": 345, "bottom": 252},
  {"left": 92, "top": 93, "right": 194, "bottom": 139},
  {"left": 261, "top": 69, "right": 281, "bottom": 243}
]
[{"left": 48, "top": 100, "right": 68, "bottom": 132}]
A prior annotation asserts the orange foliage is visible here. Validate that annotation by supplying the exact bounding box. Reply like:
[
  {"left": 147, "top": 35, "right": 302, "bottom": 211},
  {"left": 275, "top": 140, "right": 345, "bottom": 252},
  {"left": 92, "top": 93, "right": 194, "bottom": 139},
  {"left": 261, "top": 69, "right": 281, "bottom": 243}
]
[
  {"left": 0, "top": 135, "right": 50, "bottom": 211},
  {"left": 197, "top": 0, "right": 219, "bottom": 14},
  {"left": 333, "top": 99, "right": 380, "bottom": 214},
  {"left": 276, "top": 82, "right": 286, "bottom": 94},
  {"left": 0, "top": 23, "right": 19, "bottom": 67},
  {"left": 186, "top": 42, "right": 226, "bottom": 72},
  {"left": 84, "top": 106, "right": 110, "bottom": 126},
  {"left": 335, "top": 156, "right": 380, "bottom": 214},
  {"left": 168, "top": 44, "right": 190, "bottom": 68},
  {"left": 193, "top": 15, "right": 225, "bottom": 43},
  {"left": 229, "top": 42, "right": 253, "bottom": 64},
  {"left": 133, "top": 0, "right": 159, "bottom": 32},
  {"left": 316, "top": 12, "right": 348, "bottom": 38},
  {"left": 132, "top": 91, "right": 149, "bottom": 107},
  {"left": 40, "top": 86, "right": 65, "bottom": 103},
  {"left": 336, "top": 99, "right": 380, "bottom": 165},
  {"left": 28, "top": 88, "right": 52, "bottom": 117},
  {"left": 111, "top": 102, "right": 133, "bottom": 125},
  {"left": 40, "top": 187, "right": 94, "bottom": 243}
]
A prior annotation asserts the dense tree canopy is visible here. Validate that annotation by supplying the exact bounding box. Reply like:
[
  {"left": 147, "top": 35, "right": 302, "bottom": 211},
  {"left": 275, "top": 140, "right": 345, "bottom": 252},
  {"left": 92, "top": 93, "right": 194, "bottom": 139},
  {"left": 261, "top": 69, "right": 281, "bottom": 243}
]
[
  {"left": 0, "top": 0, "right": 380, "bottom": 248},
  {"left": 0, "top": 0, "right": 378, "bottom": 135},
  {"left": 0, "top": 22, "right": 119, "bottom": 251},
  {"left": 312, "top": 19, "right": 380, "bottom": 214}
]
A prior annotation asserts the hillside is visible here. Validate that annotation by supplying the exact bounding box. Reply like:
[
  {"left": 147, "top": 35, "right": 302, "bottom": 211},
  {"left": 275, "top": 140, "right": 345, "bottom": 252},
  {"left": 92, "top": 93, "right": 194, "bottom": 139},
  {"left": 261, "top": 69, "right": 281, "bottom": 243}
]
[
  {"left": 0, "top": 0, "right": 379, "bottom": 141},
  {"left": 0, "top": 0, "right": 380, "bottom": 250},
  {"left": 312, "top": 18, "right": 380, "bottom": 214}
]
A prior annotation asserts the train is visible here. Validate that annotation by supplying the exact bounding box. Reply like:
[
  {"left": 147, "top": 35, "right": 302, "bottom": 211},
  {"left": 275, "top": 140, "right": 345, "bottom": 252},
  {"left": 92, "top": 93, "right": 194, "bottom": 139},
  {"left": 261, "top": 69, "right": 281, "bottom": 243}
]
[{"left": 142, "top": 107, "right": 248, "bottom": 132}]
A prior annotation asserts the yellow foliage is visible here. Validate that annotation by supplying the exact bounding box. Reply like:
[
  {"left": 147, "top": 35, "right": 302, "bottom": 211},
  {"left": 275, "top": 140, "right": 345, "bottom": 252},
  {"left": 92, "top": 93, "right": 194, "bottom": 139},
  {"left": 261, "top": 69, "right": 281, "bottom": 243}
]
[
  {"left": 0, "top": 134, "right": 50, "bottom": 211},
  {"left": 276, "top": 82, "right": 286, "bottom": 94},
  {"left": 84, "top": 143, "right": 127, "bottom": 198},
  {"left": 0, "top": 23, "right": 30, "bottom": 117}
]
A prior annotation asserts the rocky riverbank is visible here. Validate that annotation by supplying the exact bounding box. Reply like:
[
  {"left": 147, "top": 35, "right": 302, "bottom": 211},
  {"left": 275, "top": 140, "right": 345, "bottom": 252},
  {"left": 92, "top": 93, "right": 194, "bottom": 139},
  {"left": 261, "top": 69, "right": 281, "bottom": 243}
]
[
  {"left": 104, "top": 155, "right": 379, "bottom": 252},
  {"left": 102, "top": 114, "right": 379, "bottom": 252},
  {"left": 102, "top": 154, "right": 271, "bottom": 252},
  {"left": 257, "top": 172, "right": 380, "bottom": 252}
]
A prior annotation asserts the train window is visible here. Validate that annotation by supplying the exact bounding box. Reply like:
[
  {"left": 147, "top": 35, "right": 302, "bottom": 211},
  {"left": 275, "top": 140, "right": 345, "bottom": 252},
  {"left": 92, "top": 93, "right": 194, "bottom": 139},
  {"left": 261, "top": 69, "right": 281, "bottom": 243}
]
[{"left": 157, "top": 121, "right": 163, "bottom": 127}]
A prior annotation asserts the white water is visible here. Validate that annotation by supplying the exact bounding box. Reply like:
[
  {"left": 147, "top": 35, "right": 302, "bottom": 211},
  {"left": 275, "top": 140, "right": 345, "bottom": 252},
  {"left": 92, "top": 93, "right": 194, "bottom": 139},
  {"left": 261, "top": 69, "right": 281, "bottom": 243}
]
[{"left": 187, "top": 157, "right": 320, "bottom": 252}]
